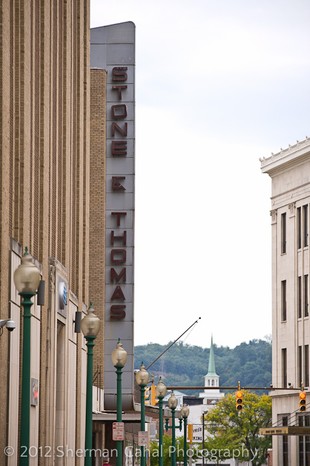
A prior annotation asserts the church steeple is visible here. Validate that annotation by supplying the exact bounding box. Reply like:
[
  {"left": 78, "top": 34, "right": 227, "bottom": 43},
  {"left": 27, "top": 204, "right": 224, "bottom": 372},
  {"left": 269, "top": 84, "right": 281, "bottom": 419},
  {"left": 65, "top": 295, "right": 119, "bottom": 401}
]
[
  {"left": 202, "top": 335, "right": 220, "bottom": 393},
  {"left": 207, "top": 335, "right": 218, "bottom": 376},
  {"left": 199, "top": 335, "right": 224, "bottom": 402}
]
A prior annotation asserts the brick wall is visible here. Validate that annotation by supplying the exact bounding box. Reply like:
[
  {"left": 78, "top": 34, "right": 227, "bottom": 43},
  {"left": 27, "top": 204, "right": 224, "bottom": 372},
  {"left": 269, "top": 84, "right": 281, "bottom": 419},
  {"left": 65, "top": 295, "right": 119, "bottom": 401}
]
[{"left": 90, "top": 69, "right": 107, "bottom": 389}]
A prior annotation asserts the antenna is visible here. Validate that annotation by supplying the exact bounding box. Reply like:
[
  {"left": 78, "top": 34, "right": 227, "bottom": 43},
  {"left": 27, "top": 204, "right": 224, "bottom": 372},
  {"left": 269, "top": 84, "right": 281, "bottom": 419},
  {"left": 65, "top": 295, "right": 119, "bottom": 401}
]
[{"left": 146, "top": 317, "right": 201, "bottom": 370}]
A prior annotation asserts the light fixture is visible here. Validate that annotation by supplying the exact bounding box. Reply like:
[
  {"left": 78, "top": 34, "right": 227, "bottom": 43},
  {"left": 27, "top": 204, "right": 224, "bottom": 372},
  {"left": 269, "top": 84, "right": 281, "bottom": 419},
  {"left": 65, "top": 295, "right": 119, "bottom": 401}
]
[
  {"left": 168, "top": 391, "right": 178, "bottom": 410},
  {"left": 111, "top": 339, "right": 128, "bottom": 368},
  {"left": 14, "top": 249, "right": 41, "bottom": 293},
  {"left": 180, "top": 404, "right": 190, "bottom": 419},
  {"left": 80, "top": 303, "right": 100, "bottom": 338},
  {"left": 135, "top": 362, "right": 149, "bottom": 386}
]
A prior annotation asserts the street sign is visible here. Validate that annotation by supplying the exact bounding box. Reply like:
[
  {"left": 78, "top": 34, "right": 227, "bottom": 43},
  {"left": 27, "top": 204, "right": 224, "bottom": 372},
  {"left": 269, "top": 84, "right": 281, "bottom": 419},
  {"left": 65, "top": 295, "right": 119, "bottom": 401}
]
[
  {"left": 112, "top": 422, "right": 124, "bottom": 441},
  {"left": 260, "top": 426, "right": 310, "bottom": 436},
  {"left": 260, "top": 427, "right": 289, "bottom": 435},
  {"left": 31, "top": 378, "right": 39, "bottom": 406},
  {"left": 138, "top": 431, "right": 149, "bottom": 447}
]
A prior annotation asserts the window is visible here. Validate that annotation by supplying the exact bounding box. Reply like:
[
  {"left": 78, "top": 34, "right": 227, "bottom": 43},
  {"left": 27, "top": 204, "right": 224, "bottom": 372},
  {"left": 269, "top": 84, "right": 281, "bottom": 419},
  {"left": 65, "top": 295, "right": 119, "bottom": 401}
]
[
  {"left": 305, "top": 345, "right": 309, "bottom": 388},
  {"left": 298, "top": 207, "right": 302, "bottom": 249},
  {"left": 282, "top": 348, "right": 287, "bottom": 388},
  {"left": 298, "top": 276, "right": 302, "bottom": 318},
  {"left": 299, "top": 415, "right": 310, "bottom": 466},
  {"left": 304, "top": 205, "right": 309, "bottom": 247},
  {"left": 297, "top": 205, "right": 309, "bottom": 249},
  {"left": 305, "top": 275, "right": 309, "bottom": 317},
  {"left": 281, "top": 212, "right": 287, "bottom": 254},
  {"left": 282, "top": 415, "right": 289, "bottom": 466},
  {"left": 281, "top": 280, "right": 287, "bottom": 321},
  {"left": 298, "top": 346, "right": 303, "bottom": 388}
]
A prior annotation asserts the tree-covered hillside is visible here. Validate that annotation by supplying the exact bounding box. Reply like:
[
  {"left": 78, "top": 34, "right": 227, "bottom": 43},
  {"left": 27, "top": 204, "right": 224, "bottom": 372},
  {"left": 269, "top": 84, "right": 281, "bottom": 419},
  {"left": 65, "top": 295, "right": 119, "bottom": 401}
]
[{"left": 134, "top": 338, "right": 271, "bottom": 394}]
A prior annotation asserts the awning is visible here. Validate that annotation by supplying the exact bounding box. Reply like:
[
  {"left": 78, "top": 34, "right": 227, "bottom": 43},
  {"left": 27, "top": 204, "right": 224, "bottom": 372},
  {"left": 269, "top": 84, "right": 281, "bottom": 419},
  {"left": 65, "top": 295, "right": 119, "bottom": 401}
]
[{"left": 92, "top": 411, "right": 150, "bottom": 423}]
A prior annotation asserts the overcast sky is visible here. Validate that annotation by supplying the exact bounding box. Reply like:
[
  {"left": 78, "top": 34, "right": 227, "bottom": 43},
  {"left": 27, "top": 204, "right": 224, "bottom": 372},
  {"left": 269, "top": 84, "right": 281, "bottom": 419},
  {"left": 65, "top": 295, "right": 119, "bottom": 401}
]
[{"left": 90, "top": 0, "right": 310, "bottom": 349}]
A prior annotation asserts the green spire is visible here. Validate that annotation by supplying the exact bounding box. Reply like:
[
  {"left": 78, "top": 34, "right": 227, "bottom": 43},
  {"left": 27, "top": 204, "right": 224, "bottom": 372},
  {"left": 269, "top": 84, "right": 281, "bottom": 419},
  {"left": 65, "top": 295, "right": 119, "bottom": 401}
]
[{"left": 207, "top": 335, "right": 218, "bottom": 376}]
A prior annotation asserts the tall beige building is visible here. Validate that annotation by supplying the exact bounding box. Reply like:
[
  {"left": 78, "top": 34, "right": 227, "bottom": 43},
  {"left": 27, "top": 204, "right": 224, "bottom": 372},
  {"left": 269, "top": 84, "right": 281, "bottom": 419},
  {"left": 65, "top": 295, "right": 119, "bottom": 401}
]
[
  {"left": 0, "top": 1, "right": 105, "bottom": 464},
  {"left": 261, "top": 138, "right": 310, "bottom": 466}
]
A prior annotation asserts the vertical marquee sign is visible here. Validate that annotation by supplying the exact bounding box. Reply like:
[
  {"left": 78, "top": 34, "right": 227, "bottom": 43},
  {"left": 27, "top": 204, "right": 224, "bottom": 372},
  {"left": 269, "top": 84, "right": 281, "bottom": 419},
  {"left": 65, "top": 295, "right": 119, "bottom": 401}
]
[{"left": 90, "top": 22, "right": 135, "bottom": 410}]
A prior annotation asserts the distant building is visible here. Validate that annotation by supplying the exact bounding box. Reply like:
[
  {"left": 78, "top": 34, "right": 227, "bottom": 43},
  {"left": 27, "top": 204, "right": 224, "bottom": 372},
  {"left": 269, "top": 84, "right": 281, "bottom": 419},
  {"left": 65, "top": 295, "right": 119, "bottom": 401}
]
[
  {"left": 199, "top": 335, "right": 225, "bottom": 404},
  {"left": 261, "top": 137, "right": 310, "bottom": 466},
  {"left": 185, "top": 336, "right": 224, "bottom": 442}
]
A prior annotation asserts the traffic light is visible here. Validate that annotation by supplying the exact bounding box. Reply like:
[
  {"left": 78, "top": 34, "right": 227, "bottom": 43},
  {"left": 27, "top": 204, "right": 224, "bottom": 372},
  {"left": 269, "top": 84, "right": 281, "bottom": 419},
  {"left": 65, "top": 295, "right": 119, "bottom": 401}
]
[
  {"left": 299, "top": 391, "right": 307, "bottom": 412},
  {"left": 235, "top": 390, "right": 243, "bottom": 411},
  {"left": 150, "top": 383, "right": 158, "bottom": 405}
]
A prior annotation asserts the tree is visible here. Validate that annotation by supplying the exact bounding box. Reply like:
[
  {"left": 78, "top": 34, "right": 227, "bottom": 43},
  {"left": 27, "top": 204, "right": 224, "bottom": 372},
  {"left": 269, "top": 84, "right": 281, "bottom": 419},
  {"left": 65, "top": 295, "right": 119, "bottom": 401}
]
[
  {"left": 203, "top": 391, "right": 272, "bottom": 466},
  {"left": 149, "top": 435, "right": 182, "bottom": 466},
  {"left": 134, "top": 339, "right": 272, "bottom": 392},
  {"left": 149, "top": 434, "right": 199, "bottom": 466}
]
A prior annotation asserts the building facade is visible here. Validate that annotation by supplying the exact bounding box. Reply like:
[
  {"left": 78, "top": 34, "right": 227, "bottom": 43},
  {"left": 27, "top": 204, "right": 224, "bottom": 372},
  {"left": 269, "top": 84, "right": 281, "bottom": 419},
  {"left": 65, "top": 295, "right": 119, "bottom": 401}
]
[
  {"left": 261, "top": 138, "right": 310, "bottom": 466},
  {"left": 0, "top": 1, "right": 104, "bottom": 465},
  {"left": 90, "top": 22, "right": 141, "bottom": 463},
  {"left": 90, "top": 22, "right": 136, "bottom": 413}
]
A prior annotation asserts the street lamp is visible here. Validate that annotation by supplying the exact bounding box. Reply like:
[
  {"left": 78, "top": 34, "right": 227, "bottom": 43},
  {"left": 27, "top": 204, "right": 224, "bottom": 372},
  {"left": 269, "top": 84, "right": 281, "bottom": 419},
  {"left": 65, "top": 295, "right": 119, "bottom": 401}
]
[
  {"left": 81, "top": 303, "right": 100, "bottom": 466},
  {"left": 167, "top": 392, "right": 178, "bottom": 466},
  {"left": 156, "top": 377, "right": 167, "bottom": 466},
  {"left": 180, "top": 405, "right": 190, "bottom": 466},
  {"left": 135, "top": 363, "right": 150, "bottom": 466},
  {"left": 111, "top": 339, "right": 128, "bottom": 466},
  {"left": 202, "top": 410, "right": 207, "bottom": 466},
  {"left": 13, "top": 248, "right": 41, "bottom": 466}
]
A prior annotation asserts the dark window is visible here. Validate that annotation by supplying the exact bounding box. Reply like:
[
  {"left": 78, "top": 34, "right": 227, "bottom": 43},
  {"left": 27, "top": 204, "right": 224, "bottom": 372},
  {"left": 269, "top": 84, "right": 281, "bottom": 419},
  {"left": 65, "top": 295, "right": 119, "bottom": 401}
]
[
  {"left": 304, "top": 205, "right": 309, "bottom": 247},
  {"left": 282, "top": 416, "right": 289, "bottom": 466},
  {"left": 297, "top": 205, "right": 309, "bottom": 249},
  {"left": 298, "top": 207, "right": 302, "bottom": 249},
  {"left": 305, "top": 275, "right": 309, "bottom": 318},
  {"left": 281, "top": 280, "right": 287, "bottom": 321},
  {"left": 299, "top": 415, "right": 310, "bottom": 466},
  {"left": 305, "top": 345, "right": 309, "bottom": 388},
  {"left": 298, "top": 346, "right": 303, "bottom": 388},
  {"left": 281, "top": 212, "right": 287, "bottom": 253},
  {"left": 299, "top": 276, "right": 302, "bottom": 318},
  {"left": 282, "top": 348, "right": 287, "bottom": 388}
]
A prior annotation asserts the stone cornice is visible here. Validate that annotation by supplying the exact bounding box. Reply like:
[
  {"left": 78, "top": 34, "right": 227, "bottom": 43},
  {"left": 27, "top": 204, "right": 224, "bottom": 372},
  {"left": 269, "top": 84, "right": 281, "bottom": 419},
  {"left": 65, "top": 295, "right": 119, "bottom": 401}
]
[{"left": 260, "top": 137, "right": 310, "bottom": 175}]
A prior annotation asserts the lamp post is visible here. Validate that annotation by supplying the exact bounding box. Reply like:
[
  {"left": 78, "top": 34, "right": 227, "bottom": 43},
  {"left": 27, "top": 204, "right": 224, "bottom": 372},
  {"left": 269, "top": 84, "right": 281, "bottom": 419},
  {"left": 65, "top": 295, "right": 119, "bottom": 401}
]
[
  {"left": 156, "top": 377, "right": 167, "bottom": 466},
  {"left": 111, "top": 339, "right": 128, "bottom": 466},
  {"left": 135, "top": 363, "right": 150, "bottom": 466},
  {"left": 13, "top": 248, "right": 41, "bottom": 466},
  {"left": 202, "top": 410, "right": 207, "bottom": 466},
  {"left": 167, "top": 392, "right": 178, "bottom": 466},
  {"left": 80, "top": 304, "right": 100, "bottom": 466},
  {"left": 180, "top": 405, "right": 190, "bottom": 466}
]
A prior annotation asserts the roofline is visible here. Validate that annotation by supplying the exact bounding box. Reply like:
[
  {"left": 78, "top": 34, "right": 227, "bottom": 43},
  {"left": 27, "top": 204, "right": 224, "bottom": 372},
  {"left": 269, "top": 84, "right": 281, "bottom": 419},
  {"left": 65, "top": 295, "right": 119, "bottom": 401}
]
[{"left": 260, "top": 136, "right": 310, "bottom": 175}]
